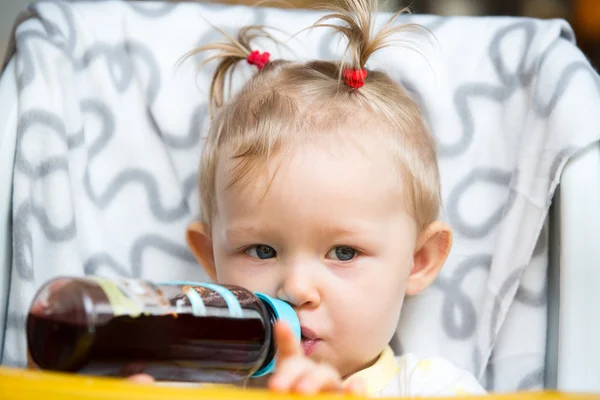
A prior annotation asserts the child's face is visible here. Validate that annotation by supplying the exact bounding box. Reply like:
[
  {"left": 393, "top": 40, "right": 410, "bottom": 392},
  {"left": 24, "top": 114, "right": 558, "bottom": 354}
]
[{"left": 188, "top": 138, "right": 451, "bottom": 377}]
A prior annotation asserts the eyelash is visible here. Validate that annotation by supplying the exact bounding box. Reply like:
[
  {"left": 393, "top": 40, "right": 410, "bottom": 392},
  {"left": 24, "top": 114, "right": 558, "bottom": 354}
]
[
  {"left": 241, "top": 245, "right": 362, "bottom": 262},
  {"left": 327, "top": 246, "right": 360, "bottom": 262},
  {"left": 244, "top": 244, "right": 277, "bottom": 260}
]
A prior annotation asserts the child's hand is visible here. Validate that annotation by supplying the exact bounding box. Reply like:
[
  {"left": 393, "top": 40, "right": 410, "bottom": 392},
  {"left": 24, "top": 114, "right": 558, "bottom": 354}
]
[
  {"left": 126, "top": 373, "right": 155, "bottom": 384},
  {"left": 127, "top": 321, "right": 365, "bottom": 396},
  {"left": 268, "top": 321, "right": 365, "bottom": 395},
  {"left": 122, "top": 363, "right": 155, "bottom": 383}
]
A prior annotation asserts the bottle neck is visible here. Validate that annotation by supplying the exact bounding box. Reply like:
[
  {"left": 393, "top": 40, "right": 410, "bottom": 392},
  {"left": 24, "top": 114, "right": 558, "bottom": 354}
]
[{"left": 253, "top": 299, "right": 278, "bottom": 377}]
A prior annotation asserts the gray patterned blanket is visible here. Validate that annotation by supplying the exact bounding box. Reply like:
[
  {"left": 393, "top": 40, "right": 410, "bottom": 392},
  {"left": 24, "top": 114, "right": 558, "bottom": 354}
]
[{"left": 2, "top": 0, "right": 599, "bottom": 392}]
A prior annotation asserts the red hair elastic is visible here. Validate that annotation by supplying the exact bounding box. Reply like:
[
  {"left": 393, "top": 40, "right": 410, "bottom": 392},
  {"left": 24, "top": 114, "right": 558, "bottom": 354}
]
[
  {"left": 343, "top": 68, "right": 368, "bottom": 89},
  {"left": 247, "top": 50, "right": 270, "bottom": 71}
]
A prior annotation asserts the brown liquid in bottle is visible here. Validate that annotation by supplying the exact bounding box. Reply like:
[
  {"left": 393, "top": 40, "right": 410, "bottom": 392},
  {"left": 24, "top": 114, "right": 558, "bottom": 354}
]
[{"left": 27, "top": 277, "right": 280, "bottom": 382}]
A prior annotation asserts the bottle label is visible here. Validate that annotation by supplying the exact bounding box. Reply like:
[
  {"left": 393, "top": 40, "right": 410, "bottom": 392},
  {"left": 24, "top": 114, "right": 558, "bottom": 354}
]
[
  {"left": 91, "top": 277, "right": 169, "bottom": 317},
  {"left": 89, "top": 277, "right": 263, "bottom": 321},
  {"left": 164, "top": 282, "right": 244, "bottom": 318}
]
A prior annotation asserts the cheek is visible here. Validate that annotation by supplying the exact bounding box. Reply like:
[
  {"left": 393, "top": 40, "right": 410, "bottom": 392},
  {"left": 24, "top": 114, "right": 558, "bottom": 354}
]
[
  {"left": 350, "top": 282, "right": 405, "bottom": 332},
  {"left": 333, "top": 263, "right": 409, "bottom": 345},
  {"left": 328, "top": 287, "right": 402, "bottom": 368},
  {"left": 333, "top": 269, "right": 406, "bottom": 325}
]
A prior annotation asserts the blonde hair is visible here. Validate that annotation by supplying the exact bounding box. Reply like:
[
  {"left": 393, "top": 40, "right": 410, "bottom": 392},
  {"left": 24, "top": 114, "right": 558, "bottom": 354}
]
[{"left": 193, "top": 0, "right": 440, "bottom": 231}]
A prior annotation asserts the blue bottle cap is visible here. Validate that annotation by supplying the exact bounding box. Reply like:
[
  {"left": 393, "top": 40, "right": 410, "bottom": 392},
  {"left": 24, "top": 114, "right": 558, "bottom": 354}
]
[{"left": 252, "top": 293, "right": 300, "bottom": 377}]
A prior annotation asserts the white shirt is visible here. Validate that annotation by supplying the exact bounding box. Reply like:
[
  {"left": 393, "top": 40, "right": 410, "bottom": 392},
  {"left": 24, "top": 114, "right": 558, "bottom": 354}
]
[{"left": 343, "top": 347, "right": 487, "bottom": 397}]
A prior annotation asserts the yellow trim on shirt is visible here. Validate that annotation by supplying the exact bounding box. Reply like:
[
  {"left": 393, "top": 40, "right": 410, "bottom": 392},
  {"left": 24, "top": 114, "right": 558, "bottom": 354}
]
[{"left": 343, "top": 346, "right": 400, "bottom": 396}]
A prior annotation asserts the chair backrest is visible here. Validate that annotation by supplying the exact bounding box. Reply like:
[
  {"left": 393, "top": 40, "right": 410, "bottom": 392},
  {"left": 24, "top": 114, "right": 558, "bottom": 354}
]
[{"left": 2, "top": 0, "right": 599, "bottom": 392}]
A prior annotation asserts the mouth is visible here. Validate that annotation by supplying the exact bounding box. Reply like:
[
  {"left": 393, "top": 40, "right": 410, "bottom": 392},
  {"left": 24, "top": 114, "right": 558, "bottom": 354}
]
[{"left": 300, "top": 326, "right": 321, "bottom": 356}]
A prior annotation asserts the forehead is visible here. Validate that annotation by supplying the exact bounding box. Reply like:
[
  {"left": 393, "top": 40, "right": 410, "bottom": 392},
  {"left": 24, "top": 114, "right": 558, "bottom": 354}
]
[{"left": 214, "top": 137, "right": 413, "bottom": 230}]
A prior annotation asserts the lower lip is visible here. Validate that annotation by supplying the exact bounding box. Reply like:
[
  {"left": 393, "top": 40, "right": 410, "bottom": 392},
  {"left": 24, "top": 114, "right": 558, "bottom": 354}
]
[{"left": 301, "top": 339, "right": 321, "bottom": 356}]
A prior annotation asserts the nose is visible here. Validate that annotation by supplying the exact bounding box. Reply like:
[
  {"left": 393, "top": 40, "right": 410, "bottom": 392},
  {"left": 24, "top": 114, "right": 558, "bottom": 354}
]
[{"left": 276, "top": 263, "right": 321, "bottom": 309}]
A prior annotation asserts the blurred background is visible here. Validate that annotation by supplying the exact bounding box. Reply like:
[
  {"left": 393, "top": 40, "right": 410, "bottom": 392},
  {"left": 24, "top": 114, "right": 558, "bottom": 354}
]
[{"left": 0, "top": 0, "right": 598, "bottom": 68}]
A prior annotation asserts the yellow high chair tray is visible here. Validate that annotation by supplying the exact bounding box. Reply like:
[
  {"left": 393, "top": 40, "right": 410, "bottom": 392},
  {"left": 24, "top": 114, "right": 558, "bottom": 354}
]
[{"left": 1, "top": 366, "right": 599, "bottom": 400}]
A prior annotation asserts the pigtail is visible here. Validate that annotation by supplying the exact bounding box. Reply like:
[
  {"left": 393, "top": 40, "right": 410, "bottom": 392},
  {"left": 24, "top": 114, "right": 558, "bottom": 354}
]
[
  {"left": 311, "top": 0, "right": 425, "bottom": 88},
  {"left": 180, "top": 25, "right": 277, "bottom": 117}
]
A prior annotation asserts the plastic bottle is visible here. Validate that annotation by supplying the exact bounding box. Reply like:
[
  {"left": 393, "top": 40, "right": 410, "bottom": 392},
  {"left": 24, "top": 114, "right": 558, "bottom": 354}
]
[{"left": 26, "top": 276, "right": 300, "bottom": 383}]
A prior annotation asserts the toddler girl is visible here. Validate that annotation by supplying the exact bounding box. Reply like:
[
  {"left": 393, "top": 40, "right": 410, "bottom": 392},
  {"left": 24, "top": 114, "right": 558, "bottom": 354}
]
[{"left": 183, "top": 0, "right": 485, "bottom": 396}]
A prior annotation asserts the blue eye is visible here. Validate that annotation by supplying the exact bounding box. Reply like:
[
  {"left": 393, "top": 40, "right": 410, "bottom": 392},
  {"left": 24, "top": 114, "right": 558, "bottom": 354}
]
[
  {"left": 327, "top": 246, "right": 357, "bottom": 261},
  {"left": 246, "top": 245, "right": 277, "bottom": 260}
]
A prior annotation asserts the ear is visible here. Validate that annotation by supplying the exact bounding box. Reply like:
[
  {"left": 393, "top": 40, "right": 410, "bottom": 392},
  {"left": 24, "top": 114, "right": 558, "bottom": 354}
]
[
  {"left": 406, "top": 220, "right": 453, "bottom": 296},
  {"left": 186, "top": 221, "right": 217, "bottom": 282}
]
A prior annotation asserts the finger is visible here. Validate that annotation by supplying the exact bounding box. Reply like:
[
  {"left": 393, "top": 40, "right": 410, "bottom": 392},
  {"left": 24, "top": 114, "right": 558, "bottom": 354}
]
[
  {"left": 120, "top": 363, "right": 147, "bottom": 377},
  {"left": 26, "top": 351, "right": 39, "bottom": 370},
  {"left": 127, "top": 374, "right": 155, "bottom": 384},
  {"left": 268, "top": 356, "right": 313, "bottom": 392},
  {"left": 274, "top": 321, "right": 301, "bottom": 363},
  {"left": 344, "top": 378, "right": 368, "bottom": 396},
  {"left": 295, "top": 363, "right": 343, "bottom": 395}
]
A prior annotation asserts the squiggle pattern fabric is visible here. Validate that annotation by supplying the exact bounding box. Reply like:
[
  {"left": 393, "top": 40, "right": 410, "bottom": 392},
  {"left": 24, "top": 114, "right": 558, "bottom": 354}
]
[{"left": 2, "top": 1, "right": 599, "bottom": 392}]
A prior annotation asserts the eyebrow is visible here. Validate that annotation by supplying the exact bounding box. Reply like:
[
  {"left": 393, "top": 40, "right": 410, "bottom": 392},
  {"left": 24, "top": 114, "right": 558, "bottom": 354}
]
[
  {"left": 226, "top": 225, "right": 262, "bottom": 233},
  {"left": 224, "top": 226, "right": 265, "bottom": 240},
  {"left": 224, "top": 222, "right": 376, "bottom": 243},
  {"left": 316, "top": 225, "right": 366, "bottom": 238}
]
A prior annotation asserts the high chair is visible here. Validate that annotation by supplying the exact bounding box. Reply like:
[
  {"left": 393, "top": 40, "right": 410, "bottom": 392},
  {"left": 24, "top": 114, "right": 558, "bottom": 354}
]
[{"left": 0, "top": 0, "right": 599, "bottom": 395}]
